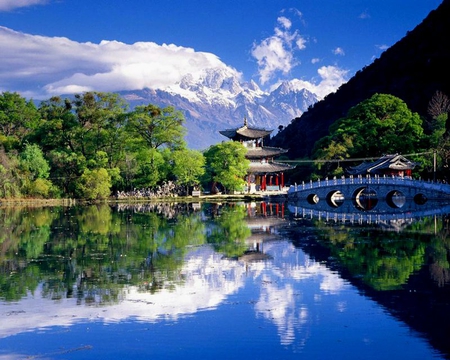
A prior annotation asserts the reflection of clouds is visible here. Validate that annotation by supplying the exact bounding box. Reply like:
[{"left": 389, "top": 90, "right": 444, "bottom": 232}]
[
  {"left": 255, "top": 278, "right": 298, "bottom": 345},
  {"left": 0, "top": 240, "right": 351, "bottom": 352},
  {"left": 253, "top": 241, "right": 349, "bottom": 347},
  {"left": 0, "top": 246, "right": 246, "bottom": 338}
]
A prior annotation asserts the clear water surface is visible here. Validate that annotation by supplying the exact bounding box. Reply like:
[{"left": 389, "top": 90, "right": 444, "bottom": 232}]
[{"left": 0, "top": 202, "right": 448, "bottom": 359}]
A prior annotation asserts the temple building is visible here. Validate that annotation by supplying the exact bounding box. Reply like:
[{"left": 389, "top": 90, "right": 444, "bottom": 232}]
[
  {"left": 219, "top": 119, "right": 291, "bottom": 192},
  {"left": 346, "top": 154, "right": 417, "bottom": 177}
]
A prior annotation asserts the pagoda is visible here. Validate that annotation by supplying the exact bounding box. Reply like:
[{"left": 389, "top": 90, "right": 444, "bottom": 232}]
[{"left": 219, "top": 118, "right": 291, "bottom": 192}]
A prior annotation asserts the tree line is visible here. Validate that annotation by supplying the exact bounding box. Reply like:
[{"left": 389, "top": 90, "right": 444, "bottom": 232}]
[
  {"left": 291, "top": 92, "right": 450, "bottom": 181},
  {"left": 3, "top": 90, "right": 445, "bottom": 200},
  {"left": 0, "top": 91, "right": 249, "bottom": 199}
]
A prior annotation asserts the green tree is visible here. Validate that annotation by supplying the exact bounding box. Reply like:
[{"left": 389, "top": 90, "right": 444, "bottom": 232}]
[
  {"left": 313, "top": 94, "right": 425, "bottom": 177},
  {"left": 0, "top": 92, "right": 40, "bottom": 151},
  {"left": 19, "top": 143, "right": 59, "bottom": 198},
  {"left": 20, "top": 143, "right": 50, "bottom": 180},
  {"left": 71, "top": 92, "right": 128, "bottom": 160},
  {"left": 126, "top": 104, "right": 186, "bottom": 150},
  {"left": 425, "top": 91, "right": 450, "bottom": 179},
  {"left": 132, "top": 148, "right": 166, "bottom": 188},
  {"left": 75, "top": 167, "right": 112, "bottom": 200},
  {"left": 0, "top": 148, "right": 21, "bottom": 198},
  {"left": 33, "top": 96, "right": 77, "bottom": 152},
  {"left": 172, "top": 149, "right": 205, "bottom": 193},
  {"left": 47, "top": 150, "right": 86, "bottom": 197},
  {"left": 203, "top": 141, "right": 249, "bottom": 193},
  {"left": 34, "top": 93, "right": 129, "bottom": 196}
]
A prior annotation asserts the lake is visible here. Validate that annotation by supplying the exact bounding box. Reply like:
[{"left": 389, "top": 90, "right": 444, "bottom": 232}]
[{"left": 0, "top": 201, "right": 449, "bottom": 359}]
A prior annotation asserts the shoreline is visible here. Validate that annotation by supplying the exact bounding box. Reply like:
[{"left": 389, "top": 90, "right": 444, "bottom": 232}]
[{"left": 0, "top": 192, "right": 288, "bottom": 207}]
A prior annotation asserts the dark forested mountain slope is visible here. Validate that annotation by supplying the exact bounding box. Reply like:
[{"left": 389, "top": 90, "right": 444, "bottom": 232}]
[{"left": 272, "top": 0, "right": 450, "bottom": 159}]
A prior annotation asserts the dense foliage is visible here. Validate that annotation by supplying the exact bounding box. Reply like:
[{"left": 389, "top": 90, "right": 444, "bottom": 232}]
[
  {"left": 2, "top": 203, "right": 450, "bottom": 301},
  {"left": 312, "top": 94, "right": 430, "bottom": 178},
  {"left": 0, "top": 91, "right": 212, "bottom": 199},
  {"left": 203, "top": 141, "right": 250, "bottom": 193},
  {"left": 0, "top": 203, "right": 256, "bottom": 301}
]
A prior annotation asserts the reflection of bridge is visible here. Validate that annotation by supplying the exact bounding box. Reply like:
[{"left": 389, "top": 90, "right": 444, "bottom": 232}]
[
  {"left": 288, "top": 203, "right": 450, "bottom": 229},
  {"left": 288, "top": 175, "right": 450, "bottom": 212}
]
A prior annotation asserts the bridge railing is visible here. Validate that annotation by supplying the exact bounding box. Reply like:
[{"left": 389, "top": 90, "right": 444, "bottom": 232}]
[{"left": 289, "top": 174, "right": 450, "bottom": 193}]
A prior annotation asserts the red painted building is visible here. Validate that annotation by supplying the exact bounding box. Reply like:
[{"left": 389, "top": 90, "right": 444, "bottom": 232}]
[
  {"left": 219, "top": 119, "right": 291, "bottom": 192},
  {"left": 347, "top": 154, "right": 417, "bottom": 177}
]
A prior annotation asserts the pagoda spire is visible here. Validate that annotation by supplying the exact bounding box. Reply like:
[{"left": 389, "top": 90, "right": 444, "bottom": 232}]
[{"left": 244, "top": 116, "right": 247, "bottom": 127}]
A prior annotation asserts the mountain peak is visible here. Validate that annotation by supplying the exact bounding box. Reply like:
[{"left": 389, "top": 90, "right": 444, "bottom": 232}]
[{"left": 119, "top": 68, "right": 319, "bottom": 149}]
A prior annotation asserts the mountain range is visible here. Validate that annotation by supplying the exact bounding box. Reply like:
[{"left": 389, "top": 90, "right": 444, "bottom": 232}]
[
  {"left": 119, "top": 68, "right": 319, "bottom": 150},
  {"left": 271, "top": 0, "right": 450, "bottom": 159}
]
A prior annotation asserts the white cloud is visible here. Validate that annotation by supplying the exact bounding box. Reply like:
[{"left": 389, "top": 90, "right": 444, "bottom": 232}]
[
  {"left": 0, "top": 0, "right": 48, "bottom": 11},
  {"left": 251, "top": 13, "right": 307, "bottom": 85},
  {"left": 270, "top": 65, "right": 348, "bottom": 99},
  {"left": 311, "top": 58, "right": 320, "bottom": 64},
  {"left": 332, "top": 47, "right": 345, "bottom": 56},
  {"left": 359, "top": 11, "right": 370, "bottom": 19},
  {"left": 277, "top": 16, "right": 292, "bottom": 29},
  {"left": 376, "top": 44, "right": 389, "bottom": 51},
  {"left": 0, "top": 26, "right": 241, "bottom": 98}
]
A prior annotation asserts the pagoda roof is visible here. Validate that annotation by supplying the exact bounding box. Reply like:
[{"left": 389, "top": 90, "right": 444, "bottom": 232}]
[
  {"left": 245, "top": 146, "right": 288, "bottom": 159},
  {"left": 220, "top": 125, "right": 272, "bottom": 140},
  {"left": 248, "top": 161, "right": 292, "bottom": 175},
  {"left": 347, "top": 154, "right": 417, "bottom": 175}
]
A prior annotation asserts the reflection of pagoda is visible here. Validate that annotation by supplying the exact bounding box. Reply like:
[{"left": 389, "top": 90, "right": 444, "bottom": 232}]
[
  {"left": 220, "top": 118, "right": 292, "bottom": 193},
  {"left": 239, "top": 202, "right": 286, "bottom": 262}
]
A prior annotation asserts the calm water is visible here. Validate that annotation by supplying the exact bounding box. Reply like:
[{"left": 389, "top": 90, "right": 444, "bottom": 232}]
[{"left": 0, "top": 201, "right": 449, "bottom": 359}]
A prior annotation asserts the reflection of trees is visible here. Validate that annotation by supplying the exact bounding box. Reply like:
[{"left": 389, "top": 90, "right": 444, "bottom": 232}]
[
  {"left": 0, "top": 207, "right": 57, "bottom": 301},
  {"left": 205, "top": 204, "right": 251, "bottom": 258},
  {"left": 0, "top": 204, "right": 206, "bottom": 303},
  {"left": 290, "top": 214, "right": 450, "bottom": 290},
  {"left": 312, "top": 220, "right": 429, "bottom": 290},
  {"left": 427, "top": 215, "right": 450, "bottom": 287}
]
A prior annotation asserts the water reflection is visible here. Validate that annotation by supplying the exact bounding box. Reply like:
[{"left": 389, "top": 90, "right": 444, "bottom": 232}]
[{"left": 0, "top": 202, "right": 448, "bottom": 359}]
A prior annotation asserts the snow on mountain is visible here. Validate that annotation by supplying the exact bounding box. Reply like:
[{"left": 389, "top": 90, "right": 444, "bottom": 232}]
[{"left": 120, "top": 68, "right": 319, "bottom": 149}]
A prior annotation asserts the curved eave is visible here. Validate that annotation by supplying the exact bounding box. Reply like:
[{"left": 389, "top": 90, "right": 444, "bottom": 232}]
[
  {"left": 237, "top": 127, "right": 272, "bottom": 139},
  {"left": 219, "top": 125, "right": 272, "bottom": 140},
  {"left": 246, "top": 146, "right": 288, "bottom": 159},
  {"left": 248, "top": 162, "right": 292, "bottom": 175},
  {"left": 219, "top": 129, "right": 237, "bottom": 138}
]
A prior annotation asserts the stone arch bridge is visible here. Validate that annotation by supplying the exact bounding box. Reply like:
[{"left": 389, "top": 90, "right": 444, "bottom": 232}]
[{"left": 288, "top": 175, "right": 450, "bottom": 213}]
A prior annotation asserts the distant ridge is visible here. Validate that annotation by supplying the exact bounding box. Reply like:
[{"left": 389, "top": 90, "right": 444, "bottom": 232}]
[
  {"left": 119, "top": 75, "right": 318, "bottom": 150},
  {"left": 272, "top": 0, "right": 450, "bottom": 159}
]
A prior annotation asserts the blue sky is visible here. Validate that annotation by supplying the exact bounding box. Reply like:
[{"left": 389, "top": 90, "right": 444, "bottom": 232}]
[{"left": 0, "top": 0, "right": 443, "bottom": 99}]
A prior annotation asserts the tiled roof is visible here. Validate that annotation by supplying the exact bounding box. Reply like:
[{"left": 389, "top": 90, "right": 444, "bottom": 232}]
[
  {"left": 246, "top": 146, "right": 288, "bottom": 158},
  {"left": 219, "top": 125, "right": 272, "bottom": 140},
  {"left": 347, "top": 154, "right": 417, "bottom": 175},
  {"left": 248, "top": 161, "right": 292, "bottom": 174}
]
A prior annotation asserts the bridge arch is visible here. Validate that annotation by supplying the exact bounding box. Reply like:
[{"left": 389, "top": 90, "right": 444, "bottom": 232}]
[
  {"left": 307, "top": 193, "right": 319, "bottom": 205},
  {"left": 414, "top": 193, "right": 427, "bottom": 205},
  {"left": 326, "top": 190, "right": 345, "bottom": 208},
  {"left": 288, "top": 176, "right": 450, "bottom": 212},
  {"left": 386, "top": 190, "right": 406, "bottom": 208},
  {"left": 353, "top": 186, "right": 378, "bottom": 211}
]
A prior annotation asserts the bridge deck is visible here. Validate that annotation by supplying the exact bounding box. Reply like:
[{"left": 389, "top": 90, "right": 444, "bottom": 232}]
[{"left": 288, "top": 175, "right": 450, "bottom": 213}]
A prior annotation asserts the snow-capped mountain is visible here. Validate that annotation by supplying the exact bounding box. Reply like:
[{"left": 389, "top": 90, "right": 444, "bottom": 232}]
[{"left": 120, "top": 68, "right": 319, "bottom": 149}]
